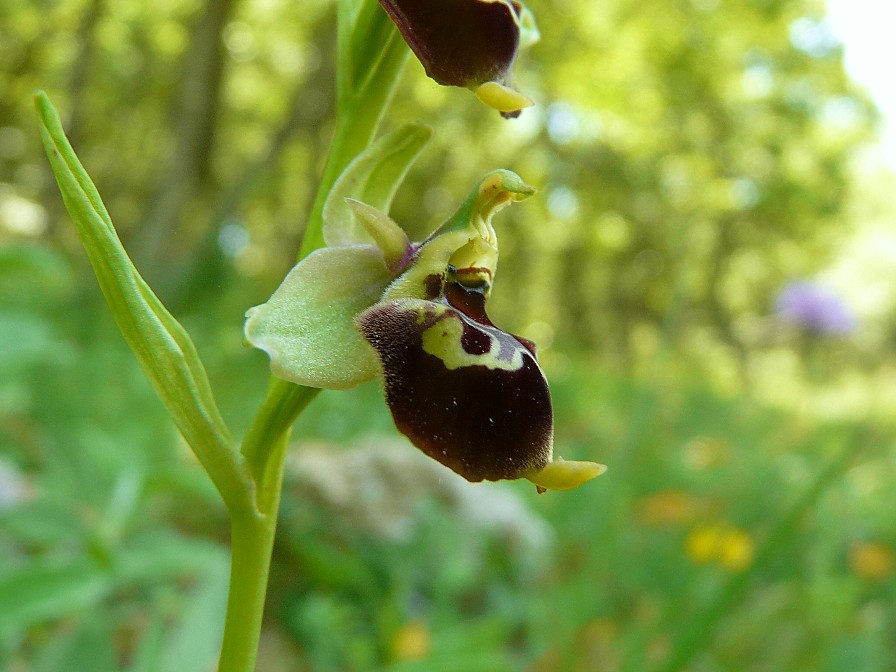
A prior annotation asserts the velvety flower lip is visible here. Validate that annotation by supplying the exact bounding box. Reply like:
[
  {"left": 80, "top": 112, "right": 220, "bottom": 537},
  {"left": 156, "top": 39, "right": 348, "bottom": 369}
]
[
  {"left": 378, "top": 0, "right": 535, "bottom": 117},
  {"left": 356, "top": 275, "right": 554, "bottom": 483}
]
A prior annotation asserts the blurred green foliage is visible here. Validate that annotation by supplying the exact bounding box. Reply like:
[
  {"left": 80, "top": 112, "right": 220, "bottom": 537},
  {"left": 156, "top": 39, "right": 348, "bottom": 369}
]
[{"left": 2, "top": 0, "right": 895, "bottom": 670}]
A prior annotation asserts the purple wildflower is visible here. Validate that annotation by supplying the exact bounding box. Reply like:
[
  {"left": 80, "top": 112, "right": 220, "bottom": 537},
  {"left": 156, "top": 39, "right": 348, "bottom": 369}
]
[{"left": 775, "top": 281, "right": 856, "bottom": 335}]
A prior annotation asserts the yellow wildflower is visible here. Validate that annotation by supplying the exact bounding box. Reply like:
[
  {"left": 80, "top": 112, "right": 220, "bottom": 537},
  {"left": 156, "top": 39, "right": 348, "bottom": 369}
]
[
  {"left": 685, "top": 523, "right": 754, "bottom": 572},
  {"left": 849, "top": 541, "right": 895, "bottom": 581},
  {"left": 717, "top": 528, "right": 755, "bottom": 572},
  {"left": 391, "top": 620, "right": 431, "bottom": 662}
]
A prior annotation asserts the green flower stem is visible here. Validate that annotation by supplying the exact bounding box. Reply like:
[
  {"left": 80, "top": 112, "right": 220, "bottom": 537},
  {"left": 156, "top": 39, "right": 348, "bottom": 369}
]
[
  {"left": 241, "top": 380, "right": 320, "bottom": 510},
  {"left": 218, "top": 384, "right": 318, "bottom": 672},
  {"left": 217, "top": 480, "right": 285, "bottom": 672},
  {"left": 216, "top": 5, "right": 410, "bottom": 669}
]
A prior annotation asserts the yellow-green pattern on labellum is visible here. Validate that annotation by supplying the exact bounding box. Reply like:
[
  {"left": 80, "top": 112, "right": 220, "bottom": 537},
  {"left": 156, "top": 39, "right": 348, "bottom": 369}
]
[
  {"left": 244, "top": 128, "right": 604, "bottom": 491},
  {"left": 357, "top": 274, "right": 553, "bottom": 484},
  {"left": 378, "top": 0, "right": 537, "bottom": 117}
]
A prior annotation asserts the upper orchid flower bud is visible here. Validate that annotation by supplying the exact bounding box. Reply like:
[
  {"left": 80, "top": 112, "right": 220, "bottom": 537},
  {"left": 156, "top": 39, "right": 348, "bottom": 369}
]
[{"left": 378, "top": 0, "right": 537, "bottom": 117}]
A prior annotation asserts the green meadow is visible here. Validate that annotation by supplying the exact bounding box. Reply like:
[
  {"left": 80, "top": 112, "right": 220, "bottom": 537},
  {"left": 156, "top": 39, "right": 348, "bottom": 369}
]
[{"left": 2, "top": 0, "right": 895, "bottom": 669}]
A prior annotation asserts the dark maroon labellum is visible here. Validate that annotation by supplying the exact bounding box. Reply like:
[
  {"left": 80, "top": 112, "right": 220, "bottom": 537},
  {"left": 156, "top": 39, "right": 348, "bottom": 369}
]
[{"left": 356, "top": 280, "right": 553, "bottom": 482}]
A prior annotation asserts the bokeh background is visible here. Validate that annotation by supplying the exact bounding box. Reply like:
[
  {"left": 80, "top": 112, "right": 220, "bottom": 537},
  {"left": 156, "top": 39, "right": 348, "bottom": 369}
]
[{"left": 3, "top": 0, "right": 896, "bottom": 670}]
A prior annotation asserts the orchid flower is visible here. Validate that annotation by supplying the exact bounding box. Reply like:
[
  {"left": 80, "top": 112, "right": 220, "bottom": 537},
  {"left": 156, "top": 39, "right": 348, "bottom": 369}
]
[
  {"left": 378, "top": 0, "right": 539, "bottom": 117},
  {"left": 245, "top": 125, "right": 604, "bottom": 492}
]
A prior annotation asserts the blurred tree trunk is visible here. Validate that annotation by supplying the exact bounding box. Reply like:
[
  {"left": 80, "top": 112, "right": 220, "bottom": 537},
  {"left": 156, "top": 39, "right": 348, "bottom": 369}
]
[
  {"left": 705, "top": 215, "right": 749, "bottom": 382},
  {"left": 168, "top": 9, "right": 337, "bottom": 313},
  {"left": 133, "top": 0, "right": 239, "bottom": 294}
]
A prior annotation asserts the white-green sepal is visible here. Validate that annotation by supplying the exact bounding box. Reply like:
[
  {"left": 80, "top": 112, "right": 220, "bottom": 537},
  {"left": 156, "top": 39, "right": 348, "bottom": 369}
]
[{"left": 244, "top": 245, "right": 393, "bottom": 389}]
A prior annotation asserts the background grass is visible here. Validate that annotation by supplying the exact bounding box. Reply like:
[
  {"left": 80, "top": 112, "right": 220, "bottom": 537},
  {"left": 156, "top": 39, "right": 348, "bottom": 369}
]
[{"left": 3, "top": 0, "right": 896, "bottom": 669}]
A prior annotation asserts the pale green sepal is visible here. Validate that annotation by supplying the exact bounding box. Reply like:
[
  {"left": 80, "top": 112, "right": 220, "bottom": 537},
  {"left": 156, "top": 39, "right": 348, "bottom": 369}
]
[
  {"left": 34, "top": 92, "right": 253, "bottom": 514},
  {"left": 524, "top": 459, "right": 607, "bottom": 493},
  {"left": 383, "top": 170, "right": 535, "bottom": 301},
  {"left": 323, "top": 123, "right": 432, "bottom": 248},
  {"left": 244, "top": 245, "right": 392, "bottom": 390},
  {"left": 345, "top": 198, "right": 410, "bottom": 272}
]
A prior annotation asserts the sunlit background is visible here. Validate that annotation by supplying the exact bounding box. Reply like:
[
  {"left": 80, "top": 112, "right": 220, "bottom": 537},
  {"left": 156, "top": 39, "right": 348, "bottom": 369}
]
[
  {"left": 2, "top": 0, "right": 896, "bottom": 670},
  {"left": 828, "top": 0, "right": 896, "bottom": 166}
]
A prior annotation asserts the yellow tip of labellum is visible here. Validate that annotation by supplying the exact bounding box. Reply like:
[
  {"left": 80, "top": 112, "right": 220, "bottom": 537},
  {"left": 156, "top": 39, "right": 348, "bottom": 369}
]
[
  {"left": 474, "top": 81, "right": 534, "bottom": 114},
  {"left": 524, "top": 459, "right": 607, "bottom": 493}
]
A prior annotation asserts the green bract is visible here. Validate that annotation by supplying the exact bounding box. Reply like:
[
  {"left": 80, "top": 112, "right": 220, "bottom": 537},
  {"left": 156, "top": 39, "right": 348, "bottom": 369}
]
[{"left": 244, "top": 128, "right": 604, "bottom": 490}]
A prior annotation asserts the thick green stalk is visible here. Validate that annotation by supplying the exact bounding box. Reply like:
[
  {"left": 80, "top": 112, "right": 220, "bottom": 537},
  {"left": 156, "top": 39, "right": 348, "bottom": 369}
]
[
  {"left": 217, "top": 446, "right": 286, "bottom": 672},
  {"left": 215, "top": 4, "right": 411, "bottom": 670},
  {"left": 215, "top": 382, "right": 318, "bottom": 672}
]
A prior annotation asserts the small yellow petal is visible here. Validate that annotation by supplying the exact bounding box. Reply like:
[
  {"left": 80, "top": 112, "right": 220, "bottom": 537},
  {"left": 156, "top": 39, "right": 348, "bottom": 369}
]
[
  {"left": 525, "top": 459, "right": 607, "bottom": 493},
  {"left": 474, "top": 81, "right": 534, "bottom": 113}
]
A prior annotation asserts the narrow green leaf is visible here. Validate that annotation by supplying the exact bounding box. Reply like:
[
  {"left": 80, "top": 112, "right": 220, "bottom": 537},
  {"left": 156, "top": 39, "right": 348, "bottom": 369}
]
[
  {"left": 161, "top": 554, "right": 229, "bottom": 672},
  {"left": 34, "top": 91, "right": 253, "bottom": 514},
  {"left": 31, "top": 617, "right": 121, "bottom": 672},
  {"left": 125, "top": 607, "right": 167, "bottom": 672},
  {"left": 121, "top": 536, "right": 229, "bottom": 672},
  {"left": 49, "top": 619, "right": 121, "bottom": 672},
  {"left": 0, "top": 499, "right": 84, "bottom": 547},
  {"left": 0, "top": 558, "right": 110, "bottom": 630},
  {"left": 116, "top": 530, "right": 229, "bottom": 583}
]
